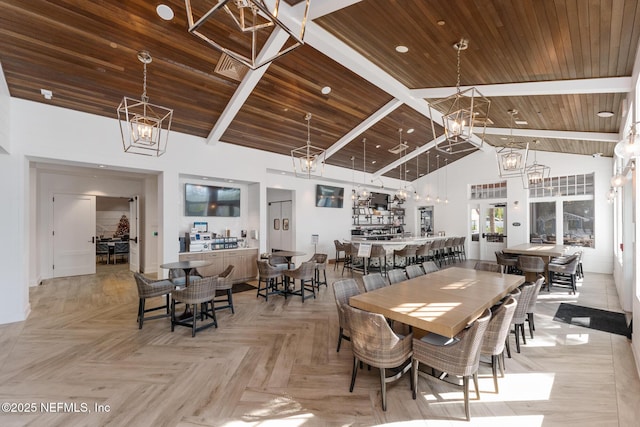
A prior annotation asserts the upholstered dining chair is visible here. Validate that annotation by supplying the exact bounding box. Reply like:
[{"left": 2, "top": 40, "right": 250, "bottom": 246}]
[
  {"left": 480, "top": 296, "right": 518, "bottom": 393},
  {"left": 283, "top": 261, "right": 316, "bottom": 302},
  {"left": 510, "top": 281, "right": 537, "bottom": 353},
  {"left": 113, "top": 241, "right": 129, "bottom": 264},
  {"left": 345, "top": 304, "right": 413, "bottom": 411},
  {"left": 473, "top": 261, "right": 502, "bottom": 273},
  {"left": 171, "top": 276, "right": 218, "bottom": 337},
  {"left": 412, "top": 309, "right": 492, "bottom": 421},
  {"left": 415, "top": 242, "right": 431, "bottom": 263},
  {"left": 213, "top": 264, "right": 235, "bottom": 313},
  {"left": 495, "top": 250, "right": 519, "bottom": 274},
  {"left": 134, "top": 272, "right": 175, "bottom": 329},
  {"left": 525, "top": 275, "right": 545, "bottom": 338},
  {"left": 387, "top": 268, "right": 407, "bottom": 284},
  {"left": 517, "top": 255, "right": 545, "bottom": 284},
  {"left": 96, "top": 242, "right": 109, "bottom": 264},
  {"left": 548, "top": 254, "right": 580, "bottom": 294},
  {"left": 362, "top": 272, "right": 388, "bottom": 292},
  {"left": 405, "top": 264, "right": 425, "bottom": 279},
  {"left": 332, "top": 278, "right": 361, "bottom": 352},
  {"left": 421, "top": 261, "right": 440, "bottom": 274}
]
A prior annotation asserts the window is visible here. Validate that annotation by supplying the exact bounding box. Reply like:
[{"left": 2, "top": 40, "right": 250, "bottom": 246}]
[
  {"left": 470, "top": 181, "right": 507, "bottom": 199},
  {"left": 530, "top": 202, "right": 556, "bottom": 243},
  {"left": 563, "top": 200, "right": 594, "bottom": 247},
  {"left": 528, "top": 173, "right": 595, "bottom": 247}
]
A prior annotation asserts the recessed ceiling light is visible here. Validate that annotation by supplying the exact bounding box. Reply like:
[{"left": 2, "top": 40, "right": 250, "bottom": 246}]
[
  {"left": 371, "top": 160, "right": 376, "bottom": 164},
  {"left": 156, "top": 4, "right": 174, "bottom": 20},
  {"left": 597, "top": 111, "right": 614, "bottom": 118},
  {"left": 420, "top": 173, "right": 425, "bottom": 176},
  {"left": 109, "top": 42, "right": 118, "bottom": 49},
  {"left": 407, "top": 128, "right": 414, "bottom": 134},
  {"left": 437, "top": 20, "right": 446, "bottom": 26},
  {"left": 227, "top": 179, "right": 234, "bottom": 183},
  {"left": 375, "top": 144, "right": 381, "bottom": 148},
  {"left": 514, "top": 119, "right": 528, "bottom": 125},
  {"left": 395, "top": 45, "right": 409, "bottom": 53},
  {"left": 202, "top": 177, "right": 209, "bottom": 180},
  {"left": 98, "top": 164, "right": 106, "bottom": 168},
  {"left": 321, "top": 86, "right": 331, "bottom": 95},
  {"left": 281, "top": 172, "right": 286, "bottom": 175}
]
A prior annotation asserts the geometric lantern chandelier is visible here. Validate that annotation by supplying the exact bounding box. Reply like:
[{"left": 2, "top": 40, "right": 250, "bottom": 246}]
[
  {"left": 117, "top": 51, "right": 173, "bottom": 157},
  {"left": 496, "top": 109, "right": 529, "bottom": 178},
  {"left": 522, "top": 141, "right": 551, "bottom": 189},
  {"left": 185, "top": 0, "right": 311, "bottom": 70},
  {"left": 430, "top": 38, "right": 491, "bottom": 155},
  {"left": 291, "top": 112, "right": 325, "bottom": 178}
]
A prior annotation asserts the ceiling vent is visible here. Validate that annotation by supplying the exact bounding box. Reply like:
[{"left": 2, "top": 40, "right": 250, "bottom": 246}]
[
  {"left": 214, "top": 53, "right": 248, "bottom": 82},
  {"left": 388, "top": 142, "right": 409, "bottom": 154}
]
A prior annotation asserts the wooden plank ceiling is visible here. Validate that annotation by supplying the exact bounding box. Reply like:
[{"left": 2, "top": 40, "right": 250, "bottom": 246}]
[{"left": 1, "top": 0, "right": 638, "bottom": 182}]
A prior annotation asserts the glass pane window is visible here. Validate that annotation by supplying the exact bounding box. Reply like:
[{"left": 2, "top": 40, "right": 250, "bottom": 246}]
[
  {"left": 563, "top": 200, "right": 595, "bottom": 247},
  {"left": 530, "top": 202, "right": 556, "bottom": 243}
]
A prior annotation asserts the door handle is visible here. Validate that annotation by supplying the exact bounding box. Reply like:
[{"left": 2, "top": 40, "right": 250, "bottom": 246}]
[
  {"left": 129, "top": 236, "right": 138, "bottom": 244},
  {"left": 90, "top": 236, "right": 95, "bottom": 243},
  {"left": 481, "top": 233, "right": 486, "bottom": 239}
]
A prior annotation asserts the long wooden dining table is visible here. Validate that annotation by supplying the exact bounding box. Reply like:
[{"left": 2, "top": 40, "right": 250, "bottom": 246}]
[
  {"left": 503, "top": 243, "right": 567, "bottom": 283},
  {"left": 349, "top": 267, "right": 524, "bottom": 338}
]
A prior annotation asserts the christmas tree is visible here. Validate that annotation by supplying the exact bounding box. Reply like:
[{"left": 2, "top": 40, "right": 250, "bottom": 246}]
[{"left": 115, "top": 214, "right": 129, "bottom": 237}]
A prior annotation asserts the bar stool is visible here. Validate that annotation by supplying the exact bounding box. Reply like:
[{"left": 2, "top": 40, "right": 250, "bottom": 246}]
[
  {"left": 393, "top": 245, "right": 416, "bottom": 268},
  {"left": 283, "top": 261, "right": 316, "bottom": 302},
  {"left": 368, "top": 244, "right": 388, "bottom": 277},
  {"left": 256, "top": 260, "right": 283, "bottom": 301},
  {"left": 334, "top": 240, "right": 346, "bottom": 271},
  {"left": 308, "top": 253, "right": 328, "bottom": 289}
]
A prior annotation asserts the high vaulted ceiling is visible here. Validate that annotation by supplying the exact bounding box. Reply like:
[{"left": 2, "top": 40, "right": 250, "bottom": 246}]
[{"left": 1, "top": 0, "right": 638, "bottom": 182}]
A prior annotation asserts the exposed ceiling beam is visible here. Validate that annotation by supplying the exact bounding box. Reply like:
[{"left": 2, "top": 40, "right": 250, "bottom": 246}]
[
  {"left": 206, "top": 29, "right": 287, "bottom": 144},
  {"left": 372, "top": 135, "right": 447, "bottom": 179},
  {"left": 410, "top": 77, "right": 632, "bottom": 99},
  {"left": 324, "top": 99, "right": 402, "bottom": 159},
  {"left": 207, "top": 0, "right": 362, "bottom": 145},
  {"left": 484, "top": 127, "right": 619, "bottom": 142}
]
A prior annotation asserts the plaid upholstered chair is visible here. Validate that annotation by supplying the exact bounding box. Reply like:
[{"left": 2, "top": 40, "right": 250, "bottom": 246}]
[
  {"left": 307, "top": 253, "right": 328, "bottom": 289},
  {"left": 480, "top": 296, "right": 518, "bottom": 393},
  {"left": 134, "top": 273, "right": 175, "bottom": 329},
  {"left": 421, "top": 261, "right": 440, "bottom": 274},
  {"left": 405, "top": 264, "right": 425, "bottom": 279},
  {"left": 362, "top": 272, "right": 388, "bottom": 292},
  {"left": 171, "top": 276, "right": 218, "bottom": 337},
  {"left": 344, "top": 305, "right": 413, "bottom": 411},
  {"left": 473, "top": 261, "right": 502, "bottom": 273},
  {"left": 332, "top": 278, "right": 361, "bottom": 352},
  {"left": 387, "top": 268, "right": 407, "bottom": 284},
  {"left": 411, "top": 309, "right": 491, "bottom": 421},
  {"left": 510, "top": 281, "right": 538, "bottom": 353}
]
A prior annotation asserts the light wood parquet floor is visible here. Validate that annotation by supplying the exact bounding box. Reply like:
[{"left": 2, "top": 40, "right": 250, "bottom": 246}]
[{"left": 0, "top": 259, "right": 639, "bottom": 426}]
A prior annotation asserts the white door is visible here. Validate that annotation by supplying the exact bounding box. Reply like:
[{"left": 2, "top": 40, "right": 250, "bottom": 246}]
[
  {"left": 469, "top": 202, "right": 507, "bottom": 261},
  {"left": 267, "top": 200, "right": 294, "bottom": 252},
  {"left": 53, "top": 193, "right": 96, "bottom": 277},
  {"left": 129, "top": 196, "right": 140, "bottom": 273}
]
